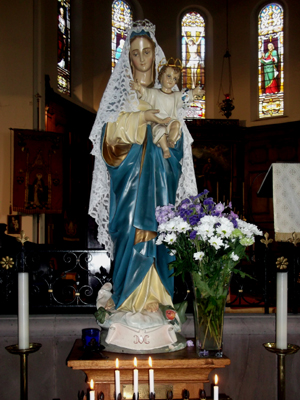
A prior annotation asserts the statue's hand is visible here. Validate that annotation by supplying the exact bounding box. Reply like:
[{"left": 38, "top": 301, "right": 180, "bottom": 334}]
[
  {"left": 144, "top": 109, "right": 171, "bottom": 124},
  {"left": 193, "top": 86, "right": 205, "bottom": 98}
]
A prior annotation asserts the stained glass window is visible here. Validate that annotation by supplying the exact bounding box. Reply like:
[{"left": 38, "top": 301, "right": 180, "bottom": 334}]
[
  {"left": 57, "top": 0, "right": 71, "bottom": 95},
  {"left": 181, "top": 11, "right": 205, "bottom": 119},
  {"left": 258, "top": 3, "right": 284, "bottom": 118},
  {"left": 112, "top": 0, "right": 133, "bottom": 71}
]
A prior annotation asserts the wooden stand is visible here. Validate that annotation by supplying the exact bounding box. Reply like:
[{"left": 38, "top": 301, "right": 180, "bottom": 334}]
[{"left": 67, "top": 340, "right": 230, "bottom": 399}]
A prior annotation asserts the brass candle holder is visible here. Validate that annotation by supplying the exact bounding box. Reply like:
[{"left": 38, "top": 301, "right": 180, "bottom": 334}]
[
  {"left": 263, "top": 342, "right": 300, "bottom": 400},
  {"left": 6, "top": 342, "right": 42, "bottom": 400}
]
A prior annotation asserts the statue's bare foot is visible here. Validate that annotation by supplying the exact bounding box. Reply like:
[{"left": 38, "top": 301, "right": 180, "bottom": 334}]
[
  {"left": 163, "top": 148, "right": 171, "bottom": 159},
  {"left": 145, "top": 302, "right": 159, "bottom": 312},
  {"left": 105, "top": 297, "right": 115, "bottom": 310}
]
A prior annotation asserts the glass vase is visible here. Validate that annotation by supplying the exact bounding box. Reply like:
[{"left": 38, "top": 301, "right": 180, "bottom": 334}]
[{"left": 193, "top": 292, "right": 227, "bottom": 358}]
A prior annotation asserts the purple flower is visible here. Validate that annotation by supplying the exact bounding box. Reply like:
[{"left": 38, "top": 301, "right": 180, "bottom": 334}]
[
  {"left": 226, "top": 211, "right": 239, "bottom": 228},
  {"left": 230, "top": 210, "right": 239, "bottom": 219},
  {"left": 190, "top": 230, "right": 197, "bottom": 239},
  {"left": 232, "top": 218, "right": 238, "bottom": 228},
  {"left": 189, "top": 195, "right": 198, "bottom": 202},
  {"left": 179, "top": 203, "right": 189, "bottom": 210},
  {"left": 168, "top": 210, "right": 176, "bottom": 219},
  {"left": 195, "top": 204, "right": 201, "bottom": 213},
  {"left": 189, "top": 214, "right": 201, "bottom": 226},
  {"left": 215, "top": 202, "right": 225, "bottom": 213},
  {"left": 206, "top": 203, "right": 215, "bottom": 212},
  {"left": 155, "top": 204, "right": 176, "bottom": 224},
  {"left": 203, "top": 197, "right": 214, "bottom": 206},
  {"left": 181, "top": 198, "right": 191, "bottom": 205}
]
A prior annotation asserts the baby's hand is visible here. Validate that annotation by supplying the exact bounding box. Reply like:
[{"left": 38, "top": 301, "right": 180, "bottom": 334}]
[
  {"left": 130, "top": 80, "right": 140, "bottom": 91},
  {"left": 193, "top": 86, "right": 205, "bottom": 98}
]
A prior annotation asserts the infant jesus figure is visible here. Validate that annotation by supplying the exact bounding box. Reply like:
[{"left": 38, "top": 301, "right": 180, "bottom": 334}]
[{"left": 130, "top": 58, "right": 204, "bottom": 158}]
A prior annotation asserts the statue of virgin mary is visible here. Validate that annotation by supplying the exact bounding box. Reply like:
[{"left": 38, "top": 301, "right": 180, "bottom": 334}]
[{"left": 89, "top": 20, "right": 197, "bottom": 352}]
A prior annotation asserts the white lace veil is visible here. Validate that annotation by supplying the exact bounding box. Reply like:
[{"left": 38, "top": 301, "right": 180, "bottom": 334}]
[{"left": 88, "top": 20, "right": 197, "bottom": 258}]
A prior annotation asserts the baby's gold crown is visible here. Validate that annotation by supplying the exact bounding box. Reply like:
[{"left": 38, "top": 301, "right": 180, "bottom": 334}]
[{"left": 158, "top": 58, "right": 183, "bottom": 72}]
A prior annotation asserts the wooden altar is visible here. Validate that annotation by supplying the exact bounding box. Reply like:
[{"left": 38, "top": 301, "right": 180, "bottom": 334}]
[{"left": 67, "top": 340, "right": 230, "bottom": 399}]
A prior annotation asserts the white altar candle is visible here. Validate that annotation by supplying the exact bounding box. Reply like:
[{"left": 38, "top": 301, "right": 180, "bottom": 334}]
[
  {"left": 213, "top": 374, "right": 219, "bottom": 400},
  {"left": 133, "top": 357, "right": 138, "bottom": 399},
  {"left": 115, "top": 358, "right": 121, "bottom": 399},
  {"left": 276, "top": 271, "right": 288, "bottom": 349},
  {"left": 148, "top": 357, "right": 154, "bottom": 394},
  {"left": 18, "top": 272, "right": 29, "bottom": 349},
  {"left": 89, "top": 379, "right": 95, "bottom": 400}
]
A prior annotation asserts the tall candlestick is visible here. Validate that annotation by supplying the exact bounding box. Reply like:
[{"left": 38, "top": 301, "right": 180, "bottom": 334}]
[
  {"left": 276, "top": 270, "right": 288, "bottom": 349},
  {"left": 148, "top": 357, "right": 154, "bottom": 394},
  {"left": 115, "top": 358, "right": 121, "bottom": 399},
  {"left": 213, "top": 374, "right": 219, "bottom": 400},
  {"left": 133, "top": 357, "right": 138, "bottom": 399},
  {"left": 229, "top": 182, "right": 232, "bottom": 202},
  {"left": 216, "top": 182, "right": 219, "bottom": 203},
  {"left": 89, "top": 379, "right": 95, "bottom": 400},
  {"left": 18, "top": 272, "right": 29, "bottom": 349}
]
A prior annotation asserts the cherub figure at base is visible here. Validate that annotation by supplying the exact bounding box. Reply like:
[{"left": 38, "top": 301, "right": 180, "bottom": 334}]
[{"left": 130, "top": 58, "right": 204, "bottom": 158}]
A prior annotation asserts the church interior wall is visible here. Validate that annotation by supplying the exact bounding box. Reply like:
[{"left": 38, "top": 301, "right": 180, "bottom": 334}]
[
  {"left": 0, "top": 0, "right": 35, "bottom": 238},
  {"left": 1, "top": 0, "right": 300, "bottom": 233}
]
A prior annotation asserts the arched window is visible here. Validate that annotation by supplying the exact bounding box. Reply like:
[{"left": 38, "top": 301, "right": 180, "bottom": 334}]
[
  {"left": 258, "top": 3, "right": 284, "bottom": 118},
  {"left": 57, "top": 0, "right": 71, "bottom": 95},
  {"left": 181, "top": 11, "right": 205, "bottom": 119},
  {"left": 112, "top": 0, "right": 133, "bottom": 71}
]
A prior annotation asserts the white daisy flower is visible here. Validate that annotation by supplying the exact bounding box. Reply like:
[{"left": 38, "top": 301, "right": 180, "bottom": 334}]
[
  {"left": 156, "top": 234, "right": 165, "bottom": 245},
  {"left": 164, "top": 232, "right": 177, "bottom": 244},
  {"left": 216, "top": 218, "right": 235, "bottom": 238},
  {"left": 230, "top": 252, "right": 239, "bottom": 261},
  {"left": 209, "top": 235, "right": 224, "bottom": 250},
  {"left": 193, "top": 251, "right": 205, "bottom": 261},
  {"left": 175, "top": 219, "right": 190, "bottom": 233}
]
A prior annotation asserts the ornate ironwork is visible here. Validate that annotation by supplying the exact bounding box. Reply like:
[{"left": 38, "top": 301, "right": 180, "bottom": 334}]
[
  {"left": 287, "top": 232, "right": 300, "bottom": 247},
  {"left": 0, "top": 248, "right": 112, "bottom": 313},
  {"left": 276, "top": 256, "right": 288, "bottom": 270},
  {"left": 0, "top": 231, "right": 299, "bottom": 314},
  {"left": 261, "top": 232, "right": 273, "bottom": 248}
]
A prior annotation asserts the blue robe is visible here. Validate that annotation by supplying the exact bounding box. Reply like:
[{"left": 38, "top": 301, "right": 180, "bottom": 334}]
[{"left": 102, "top": 125, "right": 183, "bottom": 309}]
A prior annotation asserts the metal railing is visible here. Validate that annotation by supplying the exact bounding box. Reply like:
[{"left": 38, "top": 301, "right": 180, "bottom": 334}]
[
  {"left": 0, "top": 246, "right": 112, "bottom": 314},
  {"left": 0, "top": 234, "right": 299, "bottom": 314}
]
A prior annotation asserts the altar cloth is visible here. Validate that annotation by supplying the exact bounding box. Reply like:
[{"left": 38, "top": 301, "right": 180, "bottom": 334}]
[{"left": 273, "top": 163, "right": 300, "bottom": 241}]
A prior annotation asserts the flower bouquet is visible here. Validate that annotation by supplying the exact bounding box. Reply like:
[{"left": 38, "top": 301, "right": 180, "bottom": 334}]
[{"left": 155, "top": 190, "right": 262, "bottom": 356}]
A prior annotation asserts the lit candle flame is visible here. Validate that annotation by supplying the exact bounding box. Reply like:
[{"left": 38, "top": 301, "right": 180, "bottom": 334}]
[
  {"left": 90, "top": 379, "right": 94, "bottom": 390},
  {"left": 134, "top": 357, "right": 137, "bottom": 368},
  {"left": 148, "top": 356, "right": 152, "bottom": 368},
  {"left": 214, "top": 374, "right": 218, "bottom": 385},
  {"left": 116, "top": 358, "right": 119, "bottom": 369}
]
